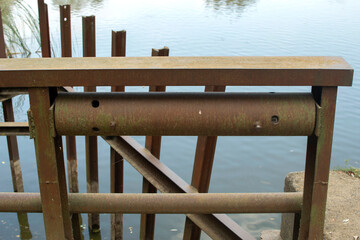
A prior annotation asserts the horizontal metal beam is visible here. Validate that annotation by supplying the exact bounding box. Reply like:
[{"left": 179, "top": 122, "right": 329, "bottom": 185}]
[
  {"left": 55, "top": 92, "right": 316, "bottom": 136},
  {"left": 0, "top": 94, "right": 17, "bottom": 102},
  {"left": 0, "top": 88, "right": 28, "bottom": 95},
  {"left": 105, "top": 136, "right": 255, "bottom": 240},
  {"left": 0, "top": 192, "right": 302, "bottom": 213},
  {"left": 0, "top": 57, "right": 353, "bottom": 87},
  {"left": 0, "top": 122, "right": 29, "bottom": 136}
]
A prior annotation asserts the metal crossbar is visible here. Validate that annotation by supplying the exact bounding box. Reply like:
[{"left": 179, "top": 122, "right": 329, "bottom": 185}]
[{"left": 0, "top": 2, "right": 354, "bottom": 240}]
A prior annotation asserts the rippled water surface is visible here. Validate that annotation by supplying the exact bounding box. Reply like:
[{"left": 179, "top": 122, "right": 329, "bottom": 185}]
[{"left": 0, "top": 0, "right": 359, "bottom": 239}]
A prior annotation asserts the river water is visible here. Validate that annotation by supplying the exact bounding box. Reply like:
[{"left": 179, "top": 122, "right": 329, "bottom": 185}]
[{"left": 0, "top": 0, "right": 359, "bottom": 239}]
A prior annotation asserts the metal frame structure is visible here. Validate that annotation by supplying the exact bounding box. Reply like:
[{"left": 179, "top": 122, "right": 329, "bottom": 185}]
[{"left": 0, "top": 2, "right": 354, "bottom": 240}]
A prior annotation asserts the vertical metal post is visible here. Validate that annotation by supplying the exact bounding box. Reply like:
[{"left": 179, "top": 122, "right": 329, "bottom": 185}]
[
  {"left": 0, "top": 8, "right": 24, "bottom": 193},
  {"left": 82, "top": 15, "right": 99, "bottom": 232},
  {"left": 28, "top": 87, "right": 73, "bottom": 240},
  {"left": 183, "top": 85, "right": 226, "bottom": 240},
  {"left": 60, "top": 5, "right": 72, "bottom": 58},
  {"left": 38, "top": 0, "right": 51, "bottom": 57},
  {"left": 298, "top": 86, "right": 338, "bottom": 240},
  {"left": 0, "top": 9, "right": 6, "bottom": 58},
  {"left": 110, "top": 30, "right": 126, "bottom": 240},
  {"left": 0, "top": 10, "right": 32, "bottom": 239},
  {"left": 140, "top": 46, "right": 169, "bottom": 240},
  {"left": 60, "top": 5, "right": 82, "bottom": 240},
  {"left": 2, "top": 99, "right": 24, "bottom": 192}
]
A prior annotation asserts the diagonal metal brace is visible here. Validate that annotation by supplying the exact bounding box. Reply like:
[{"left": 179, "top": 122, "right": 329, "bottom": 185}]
[{"left": 104, "top": 136, "right": 255, "bottom": 240}]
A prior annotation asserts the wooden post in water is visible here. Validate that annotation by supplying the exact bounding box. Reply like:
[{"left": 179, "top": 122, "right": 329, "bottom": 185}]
[
  {"left": 140, "top": 46, "right": 169, "bottom": 240},
  {"left": 82, "top": 15, "right": 100, "bottom": 232},
  {"left": 60, "top": 5, "right": 82, "bottom": 240},
  {"left": 183, "top": 85, "right": 226, "bottom": 240},
  {"left": 110, "top": 30, "right": 126, "bottom": 240}
]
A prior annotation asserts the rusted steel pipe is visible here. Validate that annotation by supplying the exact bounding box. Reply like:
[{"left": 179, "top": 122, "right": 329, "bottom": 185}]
[
  {"left": 0, "top": 192, "right": 302, "bottom": 213},
  {"left": 55, "top": 92, "right": 316, "bottom": 136}
]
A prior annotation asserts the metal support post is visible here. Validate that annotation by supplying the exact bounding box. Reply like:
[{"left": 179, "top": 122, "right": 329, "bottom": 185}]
[
  {"left": 82, "top": 15, "right": 100, "bottom": 232},
  {"left": 38, "top": 0, "right": 51, "bottom": 57},
  {"left": 28, "top": 87, "right": 73, "bottom": 240},
  {"left": 184, "top": 85, "right": 225, "bottom": 240},
  {"left": 60, "top": 5, "right": 82, "bottom": 239},
  {"left": 140, "top": 46, "right": 169, "bottom": 240},
  {"left": 110, "top": 30, "right": 126, "bottom": 240},
  {"left": 298, "top": 86, "right": 338, "bottom": 239}
]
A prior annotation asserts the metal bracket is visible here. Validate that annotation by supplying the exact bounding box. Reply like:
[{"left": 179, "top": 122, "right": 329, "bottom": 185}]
[
  {"left": 314, "top": 103, "right": 323, "bottom": 137},
  {"left": 49, "top": 104, "right": 56, "bottom": 138},
  {"left": 27, "top": 110, "right": 36, "bottom": 139}
]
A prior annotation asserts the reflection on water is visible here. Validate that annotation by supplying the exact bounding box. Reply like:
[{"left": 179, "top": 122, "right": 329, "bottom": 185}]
[
  {"left": 51, "top": 0, "right": 104, "bottom": 13},
  {"left": 1, "top": 0, "right": 360, "bottom": 239},
  {"left": 205, "top": 0, "right": 257, "bottom": 13}
]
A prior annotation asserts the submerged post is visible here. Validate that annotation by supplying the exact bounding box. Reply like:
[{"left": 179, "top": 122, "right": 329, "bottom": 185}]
[
  {"left": 82, "top": 15, "right": 100, "bottom": 232},
  {"left": 60, "top": 5, "right": 82, "bottom": 240},
  {"left": 110, "top": 30, "right": 126, "bottom": 240},
  {"left": 183, "top": 85, "right": 225, "bottom": 240},
  {"left": 140, "top": 46, "right": 169, "bottom": 240}
]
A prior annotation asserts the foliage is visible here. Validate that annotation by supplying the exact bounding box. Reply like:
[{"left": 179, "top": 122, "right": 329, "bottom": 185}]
[
  {"left": 0, "top": 0, "right": 40, "bottom": 58},
  {"left": 334, "top": 159, "right": 360, "bottom": 178}
]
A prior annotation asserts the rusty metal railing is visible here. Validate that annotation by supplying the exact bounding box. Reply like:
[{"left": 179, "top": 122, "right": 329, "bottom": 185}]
[{"left": 0, "top": 2, "right": 354, "bottom": 240}]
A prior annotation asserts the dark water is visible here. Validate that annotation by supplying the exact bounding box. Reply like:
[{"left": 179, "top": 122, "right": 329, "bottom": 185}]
[{"left": 0, "top": 0, "right": 359, "bottom": 239}]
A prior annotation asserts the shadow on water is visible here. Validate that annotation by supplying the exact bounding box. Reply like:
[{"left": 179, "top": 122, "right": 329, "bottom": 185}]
[{"left": 205, "top": 0, "right": 257, "bottom": 13}]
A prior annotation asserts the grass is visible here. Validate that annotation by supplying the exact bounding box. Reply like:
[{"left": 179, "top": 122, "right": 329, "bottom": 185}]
[
  {"left": 334, "top": 160, "right": 360, "bottom": 178},
  {"left": 0, "top": 0, "right": 41, "bottom": 58}
]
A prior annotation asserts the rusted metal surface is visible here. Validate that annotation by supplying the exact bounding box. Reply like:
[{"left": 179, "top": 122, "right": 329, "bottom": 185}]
[
  {"left": 299, "top": 87, "right": 338, "bottom": 240},
  {"left": 60, "top": 6, "right": 81, "bottom": 239},
  {"left": 0, "top": 88, "right": 28, "bottom": 95},
  {"left": 1, "top": 10, "right": 25, "bottom": 192},
  {"left": 38, "top": 0, "right": 51, "bottom": 57},
  {"left": 0, "top": 9, "right": 6, "bottom": 58},
  {"left": 55, "top": 92, "right": 316, "bottom": 136},
  {"left": 0, "top": 192, "right": 302, "bottom": 213},
  {"left": 2, "top": 100, "right": 24, "bottom": 192},
  {"left": 112, "top": 30, "right": 126, "bottom": 57},
  {"left": 0, "top": 122, "right": 29, "bottom": 136},
  {"left": 83, "top": 16, "right": 96, "bottom": 59},
  {"left": 184, "top": 85, "right": 226, "bottom": 240},
  {"left": 0, "top": 87, "right": 26, "bottom": 102},
  {"left": 140, "top": 46, "right": 169, "bottom": 240},
  {"left": 82, "top": 15, "right": 100, "bottom": 233},
  {"left": 28, "top": 87, "right": 73, "bottom": 240},
  {"left": 0, "top": 57, "right": 353, "bottom": 87},
  {"left": 60, "top": 5, "right": 72, "bottom": 58},
  {"left": 105, "top": 136, "right": 255, "bottom": 240},
  {"left": 110, "top": 29, "right": 126, "bottom": 240},
  {"left": 110, "top": 148, "right": 124, "bottom": 240}
]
